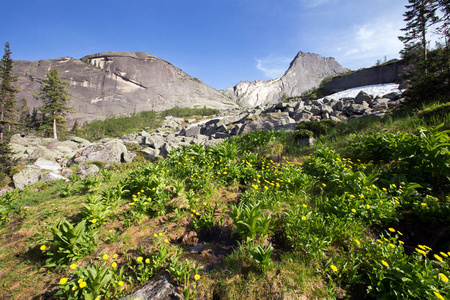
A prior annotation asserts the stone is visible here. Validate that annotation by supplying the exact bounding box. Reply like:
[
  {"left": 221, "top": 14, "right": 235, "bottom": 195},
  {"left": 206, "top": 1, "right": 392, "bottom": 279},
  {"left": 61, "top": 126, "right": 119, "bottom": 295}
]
[
  {"left": 382, "top": 92, "right": 400, "bottom": 100},
  {"left": 183, "top": 125, "right": 201, "bottom": 138},
  {"left": 72, "top": 139, "right": 129, "bottom": 165},
  {"left": 29, "top": 146, "right": 62, "bottom": 162},
  {"left": 348, "top": 103, "right": 369, "bottom": 114},
  {"left": 297, "top": 136, "right": 315, "bottom": 146},
  {"left": 120, "top": 276, "right": 182, "bottom": 300},
  {"left": 309, "top": 105, "right": 322, "bottom": 115},
  {"left": 13, "top": 166, "right": 42, "bottom": 190},
  {"left": 354, "top": 91, "right": 372, "bottom": 104},
  {"left": 320, "top": 104, "right": 333, "bottom": 114},
  {"left": 42, "top": 172, "right": 70, "bottom": 183},
  {"left": 76, "top": 164, "right": 100, "bottom": 178},
  {"left": 34, "top": 158, "right": 61, "bottom": 172},
  {"left": 140, "top": 148, "right": 160, "bottom": 160},
  {"left": 333, "top": 100, "right": 345, "bottom": 111},
  {"left": 145, "top": 135, "right": 165, "bottom": 149},
  {"left": 61, "top": 168, "right": 74, "bottom": 178}
]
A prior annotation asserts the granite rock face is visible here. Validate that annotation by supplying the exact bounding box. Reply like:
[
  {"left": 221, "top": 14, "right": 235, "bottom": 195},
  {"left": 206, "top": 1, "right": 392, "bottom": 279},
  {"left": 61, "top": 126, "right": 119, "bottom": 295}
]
[
  {"left": 223, "top": 52, "right": 349, "bottom": 107},
  {"left": 13, "top": 52, "right": 237, "bottom": 125}
]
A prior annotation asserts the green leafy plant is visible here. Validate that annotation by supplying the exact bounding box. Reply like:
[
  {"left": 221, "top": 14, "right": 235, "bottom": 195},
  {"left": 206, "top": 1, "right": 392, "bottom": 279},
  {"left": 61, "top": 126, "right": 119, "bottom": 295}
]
[
  {"left": 249, "top": 244, "right": 274, "bottom": 273},
  {"left": 228, "top": 202, "right": 273, "bottom": 244},
  {"left": 42, "top": 219, "right": 98, "bottom": 267}
]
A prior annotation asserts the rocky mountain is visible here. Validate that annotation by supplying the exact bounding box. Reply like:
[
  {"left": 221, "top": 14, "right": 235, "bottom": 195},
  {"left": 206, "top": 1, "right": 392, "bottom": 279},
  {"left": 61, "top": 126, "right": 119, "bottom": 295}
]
[
  {"left": 223, "top": 52, "right": 349, "bottom": 107},
  {"left": 13, "top": 52, "right": 237, "bottom": 124}
]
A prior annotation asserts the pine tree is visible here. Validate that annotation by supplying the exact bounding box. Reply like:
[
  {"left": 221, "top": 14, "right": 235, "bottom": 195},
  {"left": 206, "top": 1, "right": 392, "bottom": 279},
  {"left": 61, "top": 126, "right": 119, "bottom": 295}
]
[
  {"left": 399, "top": 0, "right": 438, "bottom": 68},
  {"left": 0, "top": 41, "right": 19, "bottom": 143},
  {"left": 17, "top": 98, "right": 30, "bottom": 133},
  {"left": 437, "top": 0, "right": 450, "bottom": 44},
  {"left": 35, "top": 68, "right": 72, "bottom": 140}
]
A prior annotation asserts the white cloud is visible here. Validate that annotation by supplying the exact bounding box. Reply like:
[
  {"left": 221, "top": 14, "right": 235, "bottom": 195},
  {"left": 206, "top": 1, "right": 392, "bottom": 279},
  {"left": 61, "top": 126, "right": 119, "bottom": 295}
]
[
  {"left": 344, "top": 19, "right": 403, "bottom": 59},
  {"left": 330, "top": 18, "right": 405, "bottom": 69},
  {"left": 256, "top": 55, "right": 292, "bottom": 78}
]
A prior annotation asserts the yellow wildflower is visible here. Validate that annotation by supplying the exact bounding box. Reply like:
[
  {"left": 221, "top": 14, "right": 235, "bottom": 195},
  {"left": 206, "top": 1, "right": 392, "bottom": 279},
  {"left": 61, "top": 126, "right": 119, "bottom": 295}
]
[
  {"left": 355, "top": 239, "right": 360, "bottom": 246},
  {"left": 72, "top": 286, "right": 77, "bottom": 291},
  {"left": 40, "top": 245, "right": 46, "bottom": 251},
  {"left": 438, "top": 273, "right": 449, "bottom": 283},
  {"left": 118, "top": 281, "right": 124, "bottom": 286},
  {"left": 70, "top": 264, "right": 77, "bottom": 270},
  {"left": 381, "top": 260, "right": 389, "bottom": 267},
  {"left": 112, "top": 262, "right": 117, "bottom": 268},
  {"left": 91, "top": 219, "right": 98, "bottom": 224},
  {"left": 79, "top": 281, "right": 86, "bottom": 288},
  {"left": 351, "top": 209, "right": 357, "bottom": 213},
  {"left": 440, "top": 252, "right": 448, "bottom": 258},
  {"left": 164, "top": 239, "right": 169, "bottom": 243},
  {"left": 59, "top": 278, "right": 68, "bottom": 285},
  {"left": 434, "top": 254, "right": 444, "bottom": 263},
  {"left": 388, "top": 228, "right": 396, "bottom": 232},
  {"left": 389, "top": 244, "right": 396, "bottom": 249},
  {"left": 154, "top": 233, "right": 158, "bottom": 238},
  {"left": 194, "top": 274, "right": 201, "bottom": 281},
  {"left": 301, "top": 216, "right": 307, "bottom": 221},
  {"left": 330, "top": 265, "right": 338, "bottom": 272},
  {"left": 103, "top": 254, "right": 109, "bottom": 260},
  {"left": 145, "top": 258, "right": 150, "bottom": 264},
  {"left": 416, "top": 248, "right": 427, "bottom": 255},
  {"left": 434, "top": 291, "right": 445, "bottom": 300},
  {"left": 136, "top": 257, "right": 143, "bottom": 262},
  {"left": 159, "top": 233, "right": 163, "bottom": 237}
]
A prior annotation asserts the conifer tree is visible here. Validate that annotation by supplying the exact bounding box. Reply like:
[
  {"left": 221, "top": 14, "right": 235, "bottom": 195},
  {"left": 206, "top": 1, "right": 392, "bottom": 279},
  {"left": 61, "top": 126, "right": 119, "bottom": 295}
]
[
  {"left": 437, "top": 0, "right": 450, "bottom": 44},
  {"left": 399, "top": 0, "right": 438, "bottom": 67},
  {"left": 0, "top": 41, "right": 19, "bottom": 143},
  {"left": 35, "top": 68, "right": 72, "bottom": 140}
]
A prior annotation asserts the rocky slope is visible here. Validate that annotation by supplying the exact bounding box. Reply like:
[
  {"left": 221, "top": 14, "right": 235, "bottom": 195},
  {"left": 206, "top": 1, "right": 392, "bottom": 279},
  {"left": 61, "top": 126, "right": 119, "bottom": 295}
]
[
  {"left": 223, "top": 52, "right": 349, "bottom": 107},
  {"left": 8, "top": 83, "right": 403, "bottom": 191},
  {"left": 13, "top": 52, "right": 237, "bottom": 124}
]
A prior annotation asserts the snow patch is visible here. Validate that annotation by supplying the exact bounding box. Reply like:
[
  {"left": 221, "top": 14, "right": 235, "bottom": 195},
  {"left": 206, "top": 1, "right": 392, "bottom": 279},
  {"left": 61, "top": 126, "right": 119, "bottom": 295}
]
[{"left": 320, "top": 83, "right": 401, "bottom": 101}]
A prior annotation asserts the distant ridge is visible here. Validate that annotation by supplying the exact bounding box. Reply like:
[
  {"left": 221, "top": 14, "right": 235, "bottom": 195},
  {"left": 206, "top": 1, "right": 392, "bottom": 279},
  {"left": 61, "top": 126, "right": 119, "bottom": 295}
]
[
  {"left": 222, "top": 52, "right": 349, "bottom": 107},
  {"left": 13, "top": 52, "right": 237, "bottom": 124}
]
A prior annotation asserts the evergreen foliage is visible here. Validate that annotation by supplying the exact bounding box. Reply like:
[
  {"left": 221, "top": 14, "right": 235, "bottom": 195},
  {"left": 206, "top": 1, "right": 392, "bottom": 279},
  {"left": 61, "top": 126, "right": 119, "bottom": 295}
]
[
  {"left": 0, "top": 41, "right": 19, "bottom": 143},
  {"left": 399, "top": 0, "right": 450, "bottom": 106},
  {"left": 35, "top": 68, "right": 72, "bottom": 139},
  {"left": 159, "top": 106, "right": 220, "bottom": 118}
]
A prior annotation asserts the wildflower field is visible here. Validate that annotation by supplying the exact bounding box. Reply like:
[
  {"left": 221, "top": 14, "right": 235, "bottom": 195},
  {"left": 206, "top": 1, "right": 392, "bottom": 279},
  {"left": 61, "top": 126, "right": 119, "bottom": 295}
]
[{"left": 0, "top": 108, "right": 449, "bottom": 299}]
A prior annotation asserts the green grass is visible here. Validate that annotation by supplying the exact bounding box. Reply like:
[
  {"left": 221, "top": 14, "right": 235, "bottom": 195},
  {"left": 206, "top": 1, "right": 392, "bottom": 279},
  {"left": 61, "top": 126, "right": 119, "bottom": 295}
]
[{"left": 0, "top": 100, "right": 449, "bottom": 299}]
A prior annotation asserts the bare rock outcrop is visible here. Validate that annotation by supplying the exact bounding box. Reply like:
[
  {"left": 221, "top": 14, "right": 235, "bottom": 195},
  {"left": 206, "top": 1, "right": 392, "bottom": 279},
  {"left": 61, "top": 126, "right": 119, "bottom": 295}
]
[
  {"left": 223, "top": 52, "right": 349, "bottom": 107},
  {"left": 13, "top": 52, "right": 237, "bottom": 124}
]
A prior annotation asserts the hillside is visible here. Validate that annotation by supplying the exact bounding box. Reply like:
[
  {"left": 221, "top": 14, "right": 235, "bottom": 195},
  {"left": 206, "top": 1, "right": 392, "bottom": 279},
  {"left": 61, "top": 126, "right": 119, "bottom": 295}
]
[
  {"left": 13, "top": 52, "right": 237, "bottom": 124},
  {"left": 0, "top": 98, "right": 449, "bottom": 299},
  {"left": 222, "top": 52, "right": 349, "bottom": 107}
]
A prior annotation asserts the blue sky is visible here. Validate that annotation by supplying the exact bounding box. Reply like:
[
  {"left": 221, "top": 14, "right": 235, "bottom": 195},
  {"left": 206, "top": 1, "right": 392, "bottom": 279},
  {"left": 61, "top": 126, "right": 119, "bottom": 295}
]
[{"left": 1, "top": 0, "right": 410, "bottom": 90}]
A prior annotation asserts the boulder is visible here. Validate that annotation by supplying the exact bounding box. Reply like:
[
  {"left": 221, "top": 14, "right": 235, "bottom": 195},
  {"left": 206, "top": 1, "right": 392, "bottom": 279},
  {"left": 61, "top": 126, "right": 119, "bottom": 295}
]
[
  {"left": 42, "top": 172, "right": 70, "bottom": 183},
  {"left": 9, "top": 134, "right": 44, "bottom": 146},
  {"left": 382, "top": 92, "right": 400, "bottom": 100},
  {"left": 29, "top": 146, "right": 63, "bottom": 162},
  {"left": 33, "top": 158, "right": 61, "bottom": 172},
  {"left": 72, "top": 139, "right": 129, "bottom": 164},
  {"left": 76, "top": 164, "right": 100, "bottom": 178},
  {"left": 354, "top": 91, "right": 372, "bottom": 104},
  {"left": 348, "top": 103, "right": 369, "bottom": 114},
  {"left": 120, "top": 276, "right": 181, "bottom": 300},
  {"left": 13, "top": 166, "right": 42, "bottom": 190},
  {"left": 183, "top": 125, "right": 201, "bottom": 138},
  {"left": 145, "top": 135, "right": 165, "bottom": 149}
]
